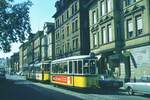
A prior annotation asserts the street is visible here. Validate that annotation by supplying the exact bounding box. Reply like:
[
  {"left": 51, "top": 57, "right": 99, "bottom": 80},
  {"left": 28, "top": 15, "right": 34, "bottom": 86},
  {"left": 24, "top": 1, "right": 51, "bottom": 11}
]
[{"left": 0, "top": 76, "right": 150, "bottom": 100}]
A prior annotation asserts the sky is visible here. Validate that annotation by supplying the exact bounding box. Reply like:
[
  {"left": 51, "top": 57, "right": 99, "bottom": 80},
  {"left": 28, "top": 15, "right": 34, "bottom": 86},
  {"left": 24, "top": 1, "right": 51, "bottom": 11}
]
[{"left": 0, "top": 0, "right": 57, "bottom": 58}]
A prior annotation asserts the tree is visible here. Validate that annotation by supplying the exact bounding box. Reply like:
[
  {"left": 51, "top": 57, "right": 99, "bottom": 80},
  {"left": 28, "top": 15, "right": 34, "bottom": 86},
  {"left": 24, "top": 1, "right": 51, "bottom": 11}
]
[{"left": 0, "top": 0, "right": 32, "bottom": 52}]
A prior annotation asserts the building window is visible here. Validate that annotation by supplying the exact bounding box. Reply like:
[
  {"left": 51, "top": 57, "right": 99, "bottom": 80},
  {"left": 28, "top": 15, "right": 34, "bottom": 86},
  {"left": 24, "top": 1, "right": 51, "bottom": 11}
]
[
  {"left": 72, "top": 22, "right": 75, "bottom": 32},
  {"left": 66, "top": 42, "right": 70, "bottom": 52},
  {"left": 108, "top": 25, "right": 113, "bottom": 42},
  {"left": 92, "top": 10, "right": 97, "bottom": 24},
  {"left": 136, "top": 15, "right": 143, "bottom": 35},
  {"left": 62, "top": 15, "right": 64, "bottom": 23},
  {"left": 127, "top": 19, "right": 135, "bottom": 38},
  {"left": 127, "top": 0, "right": 135, "bottom": 5},
  {"left": 75, "top": 19, "right": 78, "bottom": 31},
  {"left": 62, "top": 29, "right": 64, "bottom": 39},
  {"left": 75, "top": 38, "right": 78, "bottom": 49},
  {"left": 67, "top": 25, "right": 69, "bottom": 36},
  {"left": 102, "top": 27, "right": 107, "bottom": 44},
  {"left": 73, "top": 38, "right": 78, "bottom": 50},
  {"left": 72, "top": 19, "right": 78, "bottom": 32},
  {"left": 74, "top": 2, "right": 78, "bottom": 12},
  {"left": 72, "top": 5, "right": 75, "bottom": 15},
  {"left": 107, "top": 0, "right": 112, "bottom": 12},
  {"left": 93, "top": 33, "right": 98, "bottom": 47},
  {"left": 101, "top": 1, "right": 105, "bottom": 16},
  {"left": 66, "top": 10, "right": 69, "bottom": 19}
]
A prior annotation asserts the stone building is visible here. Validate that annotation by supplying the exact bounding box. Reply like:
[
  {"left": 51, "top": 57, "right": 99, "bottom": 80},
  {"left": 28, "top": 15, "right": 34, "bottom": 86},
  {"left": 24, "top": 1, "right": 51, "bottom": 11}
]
[
  {"left": 53, "top": 0, "right": 90, "bottom": 59},
  {"left": 88, "top": 0, "right": 123, "bottom": 80},
  {"left": 88, "top": 0, "right": 150, "bottom": 82}
]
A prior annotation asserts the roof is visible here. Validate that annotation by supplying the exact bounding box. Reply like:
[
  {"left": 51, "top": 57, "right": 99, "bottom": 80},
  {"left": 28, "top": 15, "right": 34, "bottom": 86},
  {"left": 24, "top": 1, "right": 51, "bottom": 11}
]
[{"left": 51, "top": 55, "right": 97, "bottom": 64}]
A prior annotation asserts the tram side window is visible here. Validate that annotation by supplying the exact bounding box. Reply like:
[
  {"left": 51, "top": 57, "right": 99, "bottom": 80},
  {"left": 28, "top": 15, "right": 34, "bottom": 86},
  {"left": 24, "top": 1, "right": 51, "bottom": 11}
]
[
  {"left": 52, "top": 64, "right": 59, "bottom": 73},
  {"left": 45, "top": 64, "right": 50, "bottom": 71},
  {"left": 83, "top": 60, "right": 89, "bottom": 74},
  {"left": 69, "top": 61, "right": 72, "bottom": 74},
  {"left": 58, "top": 64, "right": 63, "bottom": 73},
  {"left": 74, "top": 61, "right": 78, "bottom": 74},
  {"left": 63, "top": 62, "right": 68, "bottom": 74},
  {"left": 78, "top": 61, "right": 82, "bottom": 74},
  {"left": 90, "top": 60, "right": 96, "bottom": 74},
  {"left": 36, "top": 67, "right": 41, "bottom": 72}
]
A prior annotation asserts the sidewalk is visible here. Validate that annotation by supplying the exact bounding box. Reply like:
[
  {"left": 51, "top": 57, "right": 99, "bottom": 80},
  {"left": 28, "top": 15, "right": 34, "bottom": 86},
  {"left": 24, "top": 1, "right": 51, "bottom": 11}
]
[{"left": 6, "top": 74, "right": 26, "bottom": 81}]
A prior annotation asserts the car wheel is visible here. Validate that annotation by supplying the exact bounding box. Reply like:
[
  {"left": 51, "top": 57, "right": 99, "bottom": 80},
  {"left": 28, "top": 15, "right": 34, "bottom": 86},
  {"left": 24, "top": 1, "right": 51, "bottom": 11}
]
[{"left": 127, "top": 87, "right": 134, "bottom": 95}]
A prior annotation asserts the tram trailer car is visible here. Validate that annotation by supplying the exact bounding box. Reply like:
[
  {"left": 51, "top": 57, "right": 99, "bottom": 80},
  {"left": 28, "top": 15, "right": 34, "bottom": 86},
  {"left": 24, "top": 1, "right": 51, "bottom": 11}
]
[{"left": 27, "top": 63, "right": 50, "bottom": 82}]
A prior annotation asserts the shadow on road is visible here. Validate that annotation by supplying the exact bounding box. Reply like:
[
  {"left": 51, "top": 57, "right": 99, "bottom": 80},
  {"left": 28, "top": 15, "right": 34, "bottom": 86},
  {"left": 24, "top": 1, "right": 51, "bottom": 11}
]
[{"left": 52, "top": 85, "right": 126, "bottom": 95}]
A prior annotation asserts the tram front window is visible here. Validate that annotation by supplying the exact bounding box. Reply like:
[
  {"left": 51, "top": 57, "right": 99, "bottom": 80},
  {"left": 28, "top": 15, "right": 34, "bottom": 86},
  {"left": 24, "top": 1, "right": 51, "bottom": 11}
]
[
  {"left": 90, "top": 60, "right": 96, "bottom": 74},
  {"left": 83, "top": 60, "right": 89, "bottom": 74}
]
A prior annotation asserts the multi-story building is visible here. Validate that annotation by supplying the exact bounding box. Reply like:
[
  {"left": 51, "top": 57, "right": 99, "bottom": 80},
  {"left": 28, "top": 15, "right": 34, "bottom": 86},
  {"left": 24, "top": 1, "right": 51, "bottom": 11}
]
[
  {"left": 22, "top": 42, "right": 29, "bottom": 74},
  {"left": 33, "top": 31, "right": 43, "bottom": 64},
  {"left": 19, "top": 44, "right": 24, "bottom": 72},
  {"left": 27, "top": 34, "right": 34, "bottom": 69},
  {"left": 88, "top": 0, "right": 150, "bottom": 82},
  {"left": 43, "top": 22, "right": 55, "bottom": 62},
  {"left": 122, "top": 0, "right": 150, "bottom": 81},
  {"left": 88, "top": 0, "right": 123, "bottom": 80},
  {"left": 53, "top": 0, "right": 90, "bottom": 59},
  {"left": 10, "top": 52, "right": 19, "bottom": 72}
]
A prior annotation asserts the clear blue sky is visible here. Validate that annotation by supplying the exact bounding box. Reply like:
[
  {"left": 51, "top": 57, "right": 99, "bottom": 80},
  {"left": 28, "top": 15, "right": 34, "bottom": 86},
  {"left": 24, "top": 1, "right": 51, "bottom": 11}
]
[{"left": 0, "top": 0, "right": 57, "bottom": 58}]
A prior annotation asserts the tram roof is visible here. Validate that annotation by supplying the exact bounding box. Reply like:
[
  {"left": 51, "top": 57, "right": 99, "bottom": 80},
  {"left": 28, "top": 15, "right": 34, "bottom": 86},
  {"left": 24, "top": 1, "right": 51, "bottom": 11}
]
[{"left": 51, "top": 55, "right": 97, "bottom": 63}]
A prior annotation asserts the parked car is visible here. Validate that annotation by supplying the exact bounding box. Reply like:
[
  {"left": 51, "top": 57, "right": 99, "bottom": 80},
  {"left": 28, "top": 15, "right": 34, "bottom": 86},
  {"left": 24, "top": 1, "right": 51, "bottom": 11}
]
[
  {"left": 124, "top": 76, "right": 150, "bottom": 95},
  {"left": 0, "top": 68, "right": 6, "bottom": 80},
  {"left": 99, "top": 75, "right": 123, "bottom": 89}
]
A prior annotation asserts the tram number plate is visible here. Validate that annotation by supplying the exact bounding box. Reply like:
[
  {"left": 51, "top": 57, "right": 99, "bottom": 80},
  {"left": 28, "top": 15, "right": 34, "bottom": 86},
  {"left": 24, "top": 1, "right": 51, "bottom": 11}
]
[{"left": 52, "top": 76, "right": 72, "bottom": 84}]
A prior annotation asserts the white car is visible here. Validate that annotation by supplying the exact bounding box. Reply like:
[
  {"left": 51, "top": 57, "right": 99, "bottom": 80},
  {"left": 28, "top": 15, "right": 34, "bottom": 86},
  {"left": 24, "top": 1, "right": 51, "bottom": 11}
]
[{"left": 124, "top": 76, "right": 150, "bottom": 95}]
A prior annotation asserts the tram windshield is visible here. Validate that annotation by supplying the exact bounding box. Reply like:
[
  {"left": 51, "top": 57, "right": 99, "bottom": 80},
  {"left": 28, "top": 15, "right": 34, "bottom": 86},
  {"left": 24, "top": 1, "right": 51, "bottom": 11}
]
[{"left": 83, "top": 60, "right": 97, "bottom": 75}]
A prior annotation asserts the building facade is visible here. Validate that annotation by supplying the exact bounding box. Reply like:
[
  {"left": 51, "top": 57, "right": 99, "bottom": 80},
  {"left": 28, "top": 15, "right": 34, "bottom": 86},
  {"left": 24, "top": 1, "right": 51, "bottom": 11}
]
[
  {"left": 43, "top": 22, "right": 55, "bottom": 62},
  {"left": 33, "top": 31, "right": 43, "bottom": 65},
  {"left": 10, "top": 52, "right": 19, "bottom": 73},
  {"left": 122, "top": 0, "right": 150, "bottom": 81},
  {"left": 53, "top": 0, "right": 90, "bottom": 59},
  {"left": 88, "top": 0, "right": 123, "bottom": 80},
  {"left": 88, "top": 0, "right": 150, "bottom": 82},
  {"left": 19, "top": 44, "right": 24, "bottom": 72}
]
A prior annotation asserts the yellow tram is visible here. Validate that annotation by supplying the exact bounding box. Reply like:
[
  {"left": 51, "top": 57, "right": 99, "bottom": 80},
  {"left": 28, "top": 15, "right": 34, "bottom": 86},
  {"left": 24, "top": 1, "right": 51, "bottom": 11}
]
[
  {"left": 28, "top": 63, "right": 50, "bottom": 81},
  {"left": 50, "top": 55, "right": 99, "bottom": 88}
]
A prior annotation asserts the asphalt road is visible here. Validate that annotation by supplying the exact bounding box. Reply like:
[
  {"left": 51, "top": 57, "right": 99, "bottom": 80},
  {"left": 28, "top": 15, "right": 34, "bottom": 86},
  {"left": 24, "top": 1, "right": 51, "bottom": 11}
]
[
  {"left": 0, "top": 79, "right": 150, "bottom": 100},
  {"left": 0, "top": 79, "right": 83, "bottom": 100}
]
